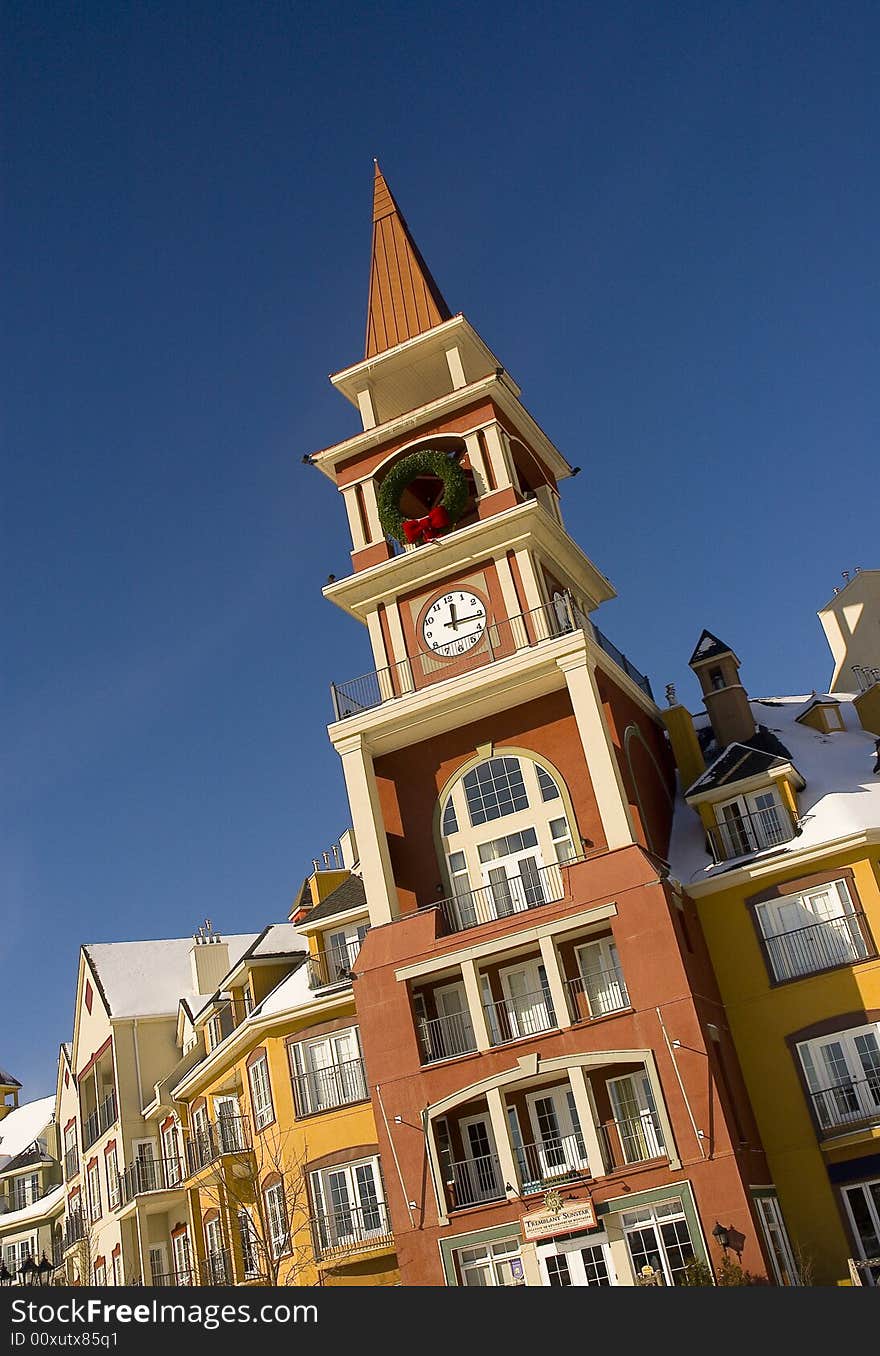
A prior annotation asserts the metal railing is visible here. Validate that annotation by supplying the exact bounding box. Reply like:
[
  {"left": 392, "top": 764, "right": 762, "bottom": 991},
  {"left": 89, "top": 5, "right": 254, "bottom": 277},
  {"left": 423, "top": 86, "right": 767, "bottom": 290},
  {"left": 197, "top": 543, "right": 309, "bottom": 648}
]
[
  {"left": 515, "top": 1132, "right": 590, "bottom": 1192},
  {"left": 853, "top": 665, "right": 880, "bottom": 693},
  {"left": 760, "top": 910, "right": 872, "bottom": 983},
  {"left": 599, "top": 1112, "right": 666, "bottom": 1168},
  {"left": 811, "top": 1074, "right": 880, "bottom": 1135},
  {"left": 186, "top": 1116, "right": 252, "bottom": 1175},
  {"left": 483, "top": 990, "right": 557, "bottom": 1046},
  {"left": 444, "top": 1153, "right": 506, "bottom": 1210},
  {"left": 291, "top": 1057, "right": 369, "bottom": 1117},
  {"left": 118, "top": 1155, "right": 184, "bottom": 1205},
  {"left": 201, "top": 1250, "right": 230, "bottom": 1285},
  {"left": 564, "top": 965, "right": 630, "bottom": 1022},
  {"left": 82, "top": 1090, "right": 118, "bottom": 1150},
  {"left": 63, "top": 1212, "right": 86, "bottom": 1251},
  {"left": 417, "top": 1010, "right": 477, "bottom": 1064},
  {"left": 307, "top": 935, "right": 366, "bottom": 989},
  {"left": 63, "top": 1147, "right": 80, "bottom": 1181},
  {"left": 330, "top": 598, "right": 652, "bottom": 720},
  {"left": 708, "top": 805, "right": 796, "bottom": 863},
  {"left": 311, "top": 1200, "right": 393, "bottom": 1260},
  {"left": 149, "top": 1269, "right": 195, "bottom": 1287},
  {"left": 432, "top": 858, "right": 572, "bottom": 935}
]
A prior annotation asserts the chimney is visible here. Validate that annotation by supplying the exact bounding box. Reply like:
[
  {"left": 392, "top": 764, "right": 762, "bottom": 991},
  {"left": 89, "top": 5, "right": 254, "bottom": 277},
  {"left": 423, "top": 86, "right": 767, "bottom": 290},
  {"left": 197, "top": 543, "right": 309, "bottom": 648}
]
[
  {"left": 189, "top": 920, "right": 230, "bottom": 995},
  {"left": 689, "top": 630, "right": 756, "bottom": 749},
  {"left": 661, "top": 696, "right": 706, "bottom": 793}
]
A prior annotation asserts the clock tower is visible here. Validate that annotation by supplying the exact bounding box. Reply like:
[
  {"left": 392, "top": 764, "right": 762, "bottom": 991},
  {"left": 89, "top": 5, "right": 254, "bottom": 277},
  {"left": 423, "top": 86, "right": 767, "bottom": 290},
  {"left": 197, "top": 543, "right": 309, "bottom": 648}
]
[{"left": 303, "top": 165, "right": 781, "bottom": 1288}]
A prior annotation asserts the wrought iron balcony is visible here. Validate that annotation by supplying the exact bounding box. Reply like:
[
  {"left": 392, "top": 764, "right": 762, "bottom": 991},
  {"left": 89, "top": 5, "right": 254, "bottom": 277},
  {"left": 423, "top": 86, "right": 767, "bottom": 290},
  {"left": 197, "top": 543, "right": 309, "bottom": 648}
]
[
  {"left": 564, "top": 964, "right": 630, "bottom": 1022},
  {"left": 63, "top": 1147, "right": 79, "bottom": 1181},
  {"left": 291, "top": 1057, "right": 369, "bottom": 1117},
  {"left": 484, "top": 990, "right": 557, "bottom": 1046},
  {"left": 63, "top": 1212, "right": 87, "bottom": 1251},
  {"left": 811, "top": 1074, "right": 880, "bottom": 1136},
  {"left": 307, "top": 936, "right": 366, "bottom": 989},
  {"left": 82, "top": 1090, "right": 117, "bottom": 1150},
  {"left": 330, "top": 599, "right": 652, "bottom": 720},
  {"left": 118, "top": 1155, "right": 184, "bottom": 1206},
  {"left": 430, "top": 858, "right": 573, "bottom": 936},
  {"left": 311, "top": 1200, "right": 393, "bottom": 1260},
  {"left": 515, "top": 1132, "right": 590, "bottom": 1193},
  {"left": 707, "top": 804, "right": 796, "bottom": 864},
  {"left": 417, "top": 1010, "right": 477, "bottom": 1064},
  {"left": 185, "top": 1115, "right": 251, "bottom": 1175},
  {"left": 149, "top": 1269, "right": 196, "bottom": 1287},
  {"left": 201, "top": 1249, "right": 230, "bottom": 1285},
  {"left": 853, "top": 664, "right": 880, "bottom": 693},
  {"left": 760, "top": 910, "right": 873, "bottom": 984},
  {"left": 444, "top": 1152, "right": 506, "bottom": 1210}
]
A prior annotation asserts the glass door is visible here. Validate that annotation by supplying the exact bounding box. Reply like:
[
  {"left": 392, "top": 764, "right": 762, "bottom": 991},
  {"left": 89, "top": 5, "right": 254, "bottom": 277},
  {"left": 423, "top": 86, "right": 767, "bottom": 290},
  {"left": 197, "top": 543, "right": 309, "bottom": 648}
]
[
  {"left": 575, "top": 938, "right": 628, "bottom": 1017},
  {"left": 214, "top": 1095, "right": 242, "bottom": 1152},
  {"left": 500, "top": 960, "right": 555, "bottom": 1038},
  {"left": 607, "top": 1073, "right": 664, "bottom": 1164},
  {"left": 525, "top": 1087, "right": 588, "bottom": 1180},
  {"left": 458, "top": 1115, "right": 503, "bottom": 1204},
  {"left": 479, "top": 829, "right": 545, "bottom": 917}
]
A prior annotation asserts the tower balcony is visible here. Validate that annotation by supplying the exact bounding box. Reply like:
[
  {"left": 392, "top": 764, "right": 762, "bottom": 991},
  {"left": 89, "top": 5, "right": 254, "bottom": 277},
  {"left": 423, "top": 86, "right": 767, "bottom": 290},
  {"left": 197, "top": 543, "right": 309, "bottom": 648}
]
[{"left": 329, "top": 599, "right": 652, "bottom": 722}]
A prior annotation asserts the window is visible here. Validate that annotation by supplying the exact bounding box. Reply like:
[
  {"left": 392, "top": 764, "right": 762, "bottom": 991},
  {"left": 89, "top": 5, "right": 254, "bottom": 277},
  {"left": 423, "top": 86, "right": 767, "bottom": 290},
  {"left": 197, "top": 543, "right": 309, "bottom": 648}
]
[
  {"left": 607, "top": 1073, "right": 665, "bottom": 1163},
  {"left": 798, "top": 1023, "right": 880, "bottom": 1133},
  {"left": 11, "top": 1173, "right": 40, "bottom": 1210},
  {"left": 537, "top": 765, "right": 560, "bottom": 802},
  {"left": 4, "top": 1239, "right": 33, "bottom": 1277},
  {"left": 204, "top": 1217, "right": 226, "bottom": 1283},
  {"left": 84, "top": 981, "right": 93, "bottom": 1014},
  {"left": 755, "top": 877, "right": 869, "bottom": 982},
  {"left": 442, "top": 799, "right": 459, "bottom": 835},
  {"left": 264, "top": 1181, "right": 289, "bottom": 1258},
  {"left": 311, "top": 1158, "right": 387, "bottom": 1253},
  {"left": 549, "top": 816, "right": 576, "bottom": 862},
  {"left": 455, "top": 1236, "right": 525, "bottom": 1286},
  {"left": 289, "top": 1027, "right": 367, "bottom": 1116},
  {"left": 716, "top": 789, "right": 790, "bottom": 860},
  {"left": 207, "top": 1015, "right": 222, "bottom": 1049},
  {"left": 545, "top": 1253, "right": 572, "bottom": 1286},
  {"left": 573, "top": 936, "right": 629, "bottom": 1018},
  {"left": 538, "top": 1239, "right": 613, "bottom": 1286},
  {"left": 842, "top": 1179, "right": 880, "bottom": 1286},
  {"left": 621, "top": 1197, "right": 696, "bottom": 1286},
  {"left": 162, "top": 1123, "right": 181, "bottom": 1185},
  {"left": 172, "top": 1232, "right": 192, "bottom": 1284},
  {"left": 104, "top": 1149, "right": 119, "bottom": 1210},
  {"left": 248, "top": 1056, "right": 275, "bottom": 1130},
  {"left": 238, "top": 1209, "right": 259, "bottom": 1277},
  {"left": 317, "top": 923, "right": 369, "bottom": 985},
  {"left": 148, "top": 1246, "right": 166, "bottom": 1286},
  {"left": 242, "top": 986, "right": 254, "bottom": 1016},
  {"left": 86, "top": 1161, "right": 101, "bottom": 1222},
  {"left": 112, "top": 1252, "right": 123, "bottom": 1287},
  {"left": 754, "top": 1195, "right": 799, "bottom": 1286},
  {"left": 462, "top": 757, "right": 529, "bottom": 826},
  {"left": 93, "top": 1260, "right": 107, "bottom": 1286}
]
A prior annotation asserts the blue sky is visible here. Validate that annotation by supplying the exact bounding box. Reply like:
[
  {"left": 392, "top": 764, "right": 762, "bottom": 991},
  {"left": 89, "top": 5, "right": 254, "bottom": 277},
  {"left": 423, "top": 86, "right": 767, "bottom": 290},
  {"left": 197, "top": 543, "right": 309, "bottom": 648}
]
[{"left": 3, "top": 2, "right": 878, "bottom": 1096}]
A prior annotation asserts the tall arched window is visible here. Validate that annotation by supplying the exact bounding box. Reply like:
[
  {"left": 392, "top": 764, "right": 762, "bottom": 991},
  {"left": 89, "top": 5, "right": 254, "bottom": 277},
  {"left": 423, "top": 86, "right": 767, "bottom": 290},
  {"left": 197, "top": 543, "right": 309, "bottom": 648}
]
[{"left": 438, "top": 754, "right": 579, "bottom": 923}]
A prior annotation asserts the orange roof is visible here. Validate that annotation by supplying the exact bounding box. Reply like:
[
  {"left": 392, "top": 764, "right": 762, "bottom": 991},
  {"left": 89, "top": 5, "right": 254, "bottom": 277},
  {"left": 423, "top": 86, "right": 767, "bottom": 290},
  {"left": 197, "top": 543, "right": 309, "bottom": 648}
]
[{"left": 365, "top": 162, "right": 452, "bottom": 359}]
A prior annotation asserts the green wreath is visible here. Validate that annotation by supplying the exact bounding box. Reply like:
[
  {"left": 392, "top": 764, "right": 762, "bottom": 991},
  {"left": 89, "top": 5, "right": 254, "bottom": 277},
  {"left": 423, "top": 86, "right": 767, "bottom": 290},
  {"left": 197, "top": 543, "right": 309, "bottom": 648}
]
[{"left": 377, "top": 448, "right": 469, "bottom": 545}]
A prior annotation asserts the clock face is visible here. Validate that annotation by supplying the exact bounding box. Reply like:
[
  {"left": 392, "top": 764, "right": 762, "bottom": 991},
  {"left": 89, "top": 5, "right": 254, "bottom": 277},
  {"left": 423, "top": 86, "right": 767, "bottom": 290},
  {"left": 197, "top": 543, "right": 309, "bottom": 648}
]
[{"left": 422, "top": 590, "right": 487, "bottom": 658}]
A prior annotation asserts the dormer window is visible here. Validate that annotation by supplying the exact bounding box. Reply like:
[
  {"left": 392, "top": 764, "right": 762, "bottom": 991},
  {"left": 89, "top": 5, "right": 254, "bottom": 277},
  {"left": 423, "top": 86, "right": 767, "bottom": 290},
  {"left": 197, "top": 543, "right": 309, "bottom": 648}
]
[{"left": 711, "top": 788, "right": 792, "bottom": 862}]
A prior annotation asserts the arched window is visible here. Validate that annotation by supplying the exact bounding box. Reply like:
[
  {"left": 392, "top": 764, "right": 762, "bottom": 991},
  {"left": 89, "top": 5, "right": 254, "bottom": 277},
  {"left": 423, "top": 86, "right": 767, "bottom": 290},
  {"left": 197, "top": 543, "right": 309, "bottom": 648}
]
[{"left": 438, "top": 754, "right": 579, "bottom": 923}]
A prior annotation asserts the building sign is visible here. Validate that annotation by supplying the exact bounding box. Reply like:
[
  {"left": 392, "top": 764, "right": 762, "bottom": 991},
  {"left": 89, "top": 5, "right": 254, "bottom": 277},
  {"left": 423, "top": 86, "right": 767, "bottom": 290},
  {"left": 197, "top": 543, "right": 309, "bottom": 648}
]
[{"left": 520, "top": 1193, "right": 596, "bottom": 1242}]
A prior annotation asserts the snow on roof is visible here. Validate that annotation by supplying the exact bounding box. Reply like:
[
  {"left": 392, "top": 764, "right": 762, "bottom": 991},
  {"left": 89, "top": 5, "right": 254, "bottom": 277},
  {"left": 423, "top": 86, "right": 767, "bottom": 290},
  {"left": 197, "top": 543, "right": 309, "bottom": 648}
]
[
  {"left": 669, "top": 694, "right": 880, "bottom": 886},
  {"left": 251, "top": 923, "right": 309, "bottom": 959},
  {"left": 0, "top": 1069, "right": 21, "bottom": 1089},
  {"left": 251, "top": 958, "right": 313, "bottom": 1020},
  {"left": 0, "top": 1097, "right": 54, "bottom": 1170},
  {"left": 0, "top": 1183, "right": 64, "bottom": 1229},
  {"left": 85, "top": 934, "right": 259, "bottom": 1019}
]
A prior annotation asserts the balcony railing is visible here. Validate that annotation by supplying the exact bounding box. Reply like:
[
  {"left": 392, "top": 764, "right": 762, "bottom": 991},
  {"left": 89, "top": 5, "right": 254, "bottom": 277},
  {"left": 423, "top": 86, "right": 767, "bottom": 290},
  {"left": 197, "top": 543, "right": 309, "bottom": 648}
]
[
  {"left": 82, "top": 1090, "right": 118, "bottom": 1150},
  {"left": 431, "top": 858, "right": 573, "bottom": 936},
  {"left": 599, "top": 1112, "right": 666, "bottom": 1168},
  {"left": 760, "top": 911, "right": 872, "bottom": 983},
  {"left": 708, "top": 805, "right": 796, "bottom": 864},
  {"left": 515, "top": 1132, "right": 590, "bottom": 1193},
  {"left": 307, "top": 936, "right": 366, "bottom": 990},
  {"left": 63, "top": 1147, "right": 80, "bottom": 1181},
  {"left": 484, "top": 990, "right": 557, "bottom": 1046},
  {"left": 311, "top": 1200, "right": 393, "bottom": 1260},
  {"left": 118, "top": 1155, "right": 184, "bottom": 1205},
  {"left": 444, "top": 1153, "right": 506, "bottom": 1210},
  {"left": 149, "top": 1269, "right": 195, "bottom": 1287},
  {"left": 853, "top": 665, "right": 880, "bottom": 693},
  {"left": 564, "top": 965, "right": 630, "bottom": 1022},
  {"left": 186, "top": 1115, "right": 252, "bottom": 1175},
  {"left": 330, "top": 598, "right": 652, "bottom": 720},
  {"left": 417, "top": 1010, "right": 477, "bottom": 1064},
  {"left": 201, "top": 1249, "right": 230, "bottom": 1285},
  {"left": 63, "top": 1212, "right": 86, "bottom": 1251},
  {"left": 291, "top": 1057, "right": 369, "bottom": 1117},
  {"left": 811, "top": 1074, "right": 880, "bottom": 1135}
]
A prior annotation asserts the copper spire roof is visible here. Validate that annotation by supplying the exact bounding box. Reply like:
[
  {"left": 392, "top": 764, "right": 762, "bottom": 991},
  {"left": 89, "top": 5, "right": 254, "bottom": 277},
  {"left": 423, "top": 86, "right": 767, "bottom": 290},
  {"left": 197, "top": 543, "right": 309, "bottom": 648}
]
[{"left": 364, "top": 162, "right": 452, "bottom": 359}]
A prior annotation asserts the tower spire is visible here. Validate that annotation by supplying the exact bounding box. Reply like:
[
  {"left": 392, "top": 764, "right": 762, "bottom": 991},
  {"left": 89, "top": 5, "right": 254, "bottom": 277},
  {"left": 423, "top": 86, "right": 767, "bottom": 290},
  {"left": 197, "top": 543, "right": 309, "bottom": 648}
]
[{"left": 365, "top": 161, "right": 452, "bottom": 359}]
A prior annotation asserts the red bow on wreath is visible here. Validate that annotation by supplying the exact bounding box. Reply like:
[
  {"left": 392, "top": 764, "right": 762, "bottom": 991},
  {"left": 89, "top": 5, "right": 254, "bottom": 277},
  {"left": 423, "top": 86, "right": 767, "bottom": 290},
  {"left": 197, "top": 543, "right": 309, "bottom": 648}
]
[{"left": 402, "top": 504, "right": 450, "bottom": 545}]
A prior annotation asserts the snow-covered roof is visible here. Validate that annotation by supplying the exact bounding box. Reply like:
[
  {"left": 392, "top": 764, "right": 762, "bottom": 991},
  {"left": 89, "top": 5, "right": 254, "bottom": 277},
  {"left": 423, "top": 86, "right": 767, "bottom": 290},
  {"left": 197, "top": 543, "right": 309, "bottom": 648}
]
[
  {"left": 251, "top": 923, "right": 308, "bottom": 959},
  {"left": 0, "top": 1183, "right": 64, "bottom": 1230},
  {"left": 0, "top": 1069, "right": 21, "bottom": 1089},
  {"left": 0, "top": 1098, "right": 54, "bottom": 1171},
  {"left": 85, "top": 934, "right": 259, "bottom": 1019},
  {"left": 669, "top": 694, "right": 880, "bottom": 886},
  {"left": 252, "top": 958, "right": 313, "bottom": 1020}
]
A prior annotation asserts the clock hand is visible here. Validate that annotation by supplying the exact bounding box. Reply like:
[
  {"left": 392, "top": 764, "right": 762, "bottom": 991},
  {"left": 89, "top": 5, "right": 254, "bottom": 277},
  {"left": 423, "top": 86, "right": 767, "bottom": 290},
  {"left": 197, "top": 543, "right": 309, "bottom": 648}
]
[
  {"left": 448, "top": 602, "right": 458, "bottom": 631},
  {"left": 456, "top": 611, "right": 485, "bottom": 623}
]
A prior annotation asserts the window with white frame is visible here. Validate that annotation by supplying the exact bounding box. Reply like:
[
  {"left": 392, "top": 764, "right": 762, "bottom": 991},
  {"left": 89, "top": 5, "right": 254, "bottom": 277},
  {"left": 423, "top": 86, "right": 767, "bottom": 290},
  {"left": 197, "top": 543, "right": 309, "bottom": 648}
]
[
  {"left": 112, "top": 1252, "right": 123, "bottom": 1286},
  {"left": 620, "top": 1197, "right": 697, "bottom": 1286},
  {"left": 162, "top": 1122, "right": 181, "bottom": 1184},
  {"left": 86, "top": 1161, "right": 101, "bottom": 1221},
  {"left": 104, "top": 1148, "right": 119, "bottom": 1210},
  {"left": 797, "top": 1022, "right": 880, "bottom": 1133},
  {"left": 755, "top": 877, "right": 870, "bottom": 982},
  {"left": 11, "top": 1173, "right": 40, "bottom": 1210},
  {"left": 93, "top": 1259, "right": 107, "bottom": 1286},
  {"left": 439, "top": 756, "right": 579, "bottom": 924},
  {"left": 754, "top": 1195, "right": 799, "bottom": 1285},
  {"left": 842, "top": 1178, "right": 880, "bottom": 1286},
  {"left": 264, "top": 1181, "right": 289, "bottom": 1258},
  {"left": 248, "top": 1055, "right": 275, "bottom": 1130},
  {"left": 319, "top": 923, "right": 369, "bottom": 985},
  {"left": 310, "top": 1157, "right": 387, "bottom": 1253},
  {"left": 454, "top": 1236, "right": 525, "bottom": 1286},
  {"left": 573, "top": 935, "right": 629, "bottom": 1017},
  {"left": 172, "top": 1231, "right": 191, "bottom": 1284},
  {"left": 4, "top": 1238, "right": 33, "bottom": 1277},
  {"left": 203, "top": 1216, "right": 225, "bottom": 1283},
  {"left": 288, "top": 1027, "right": 367, "bottom": 1116},
  {"left": 715, "top": 787, "right": 790, "bottom": 859},
  {"left": 238, "top": 1209, "right": 259, "bottom": 1277}
]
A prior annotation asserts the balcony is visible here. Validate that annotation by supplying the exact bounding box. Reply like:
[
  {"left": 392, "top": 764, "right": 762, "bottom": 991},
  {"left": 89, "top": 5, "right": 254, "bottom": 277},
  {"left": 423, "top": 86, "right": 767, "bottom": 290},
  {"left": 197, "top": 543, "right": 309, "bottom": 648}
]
[
  {"left": 515, "top": 1132, "right": 589, "bottom": 1193},
  {"left": 186, "top": 1115, "right": 252, "bottom": 1176},
  {"left": 149, "top": 1270, "right": 196, "bottom": 1287},
  {"left": 564, "top": 964, "right": 630, "bottom": 1023},
  {"left": 329, "top": 599, "right": 652, "bottom": 720},
  {"left": 201, "top": 1249, "right": 230, "bottom": 1285},
  {"left": 417, "top": 1010, "right": 477, "bottom": 1064},
  {"left": 484, "top": 989, "right": 557, "bottom": 1047},
  {"left": 853, "top": 665, "right": 880, "bottom": 693},
  {"left": 118, "top": 1155, "right": 184, "bottom": 1206},
  {"left": 707, "top": 804, "right": 796, "bottom": 864},
  {"left": 63, "top": 1212, "right": 86, "bottom": 1251},
  {"left": 291, "top": 1057, "right": 369, "bottom": 1117},
  {"left": 311, "top": 1200, "right": 394, "bottom": 1261},
  {"left": 63, "top": 1147, "right": 80, "bottom": 1181},
  {"left": 308, "top": 936, "right": 365, "bottom": 990},
  {"left": 431, "top": 858, "right": 574, "bottom": 936},
  {"left": 599, "top": 1111, "right": 666, "bottom": 1168},
  {"left": 811, "top": 1074, "right": 880, "bottom": 1136},
  {"left": 445, "top": 1153, "right": 506, "bottom": 1210},
  {"left": 82, "top": 1090, "right": 117, "bottom": 1150},
  {"left": 761, "top": 911, "right": 873, "bottom": 984}
]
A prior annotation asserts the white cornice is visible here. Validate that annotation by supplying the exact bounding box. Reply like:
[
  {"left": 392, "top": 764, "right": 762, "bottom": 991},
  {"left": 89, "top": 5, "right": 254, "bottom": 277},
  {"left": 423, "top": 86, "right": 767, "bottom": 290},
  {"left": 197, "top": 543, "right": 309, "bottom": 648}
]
[{"left": 683, "top": 828, "right": 880, "bottom": 898}]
